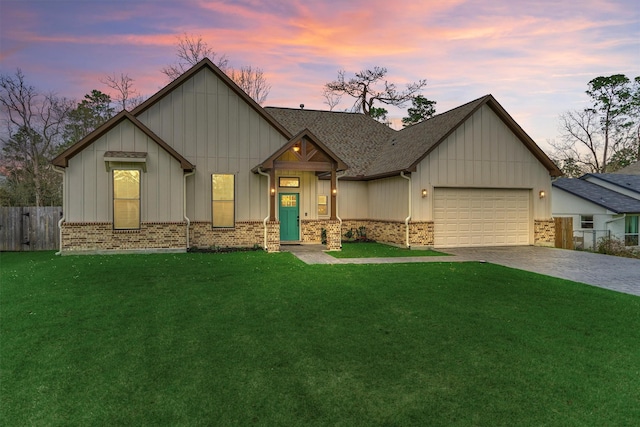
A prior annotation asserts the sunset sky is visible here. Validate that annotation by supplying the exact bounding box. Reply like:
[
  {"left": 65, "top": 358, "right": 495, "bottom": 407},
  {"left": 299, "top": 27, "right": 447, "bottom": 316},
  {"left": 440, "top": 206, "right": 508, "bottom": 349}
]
[{"left": 1, "top": 0, "right": 638, "bottom": 153}]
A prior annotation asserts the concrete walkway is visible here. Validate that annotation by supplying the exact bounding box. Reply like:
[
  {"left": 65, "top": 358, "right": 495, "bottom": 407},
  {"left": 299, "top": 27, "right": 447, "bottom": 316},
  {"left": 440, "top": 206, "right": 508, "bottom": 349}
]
[{"left": 281, "top": 244, "right": 640, "bottom": 297}]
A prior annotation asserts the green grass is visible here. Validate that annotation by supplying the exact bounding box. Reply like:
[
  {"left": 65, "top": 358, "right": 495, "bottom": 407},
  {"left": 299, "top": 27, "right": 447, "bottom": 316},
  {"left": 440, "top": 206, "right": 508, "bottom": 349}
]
[
  {"left": 330, "top": 242, "right": 448, "bottom": 258},
  {"left": 1, "top": 251, "right": 639, "bottom": 426}
]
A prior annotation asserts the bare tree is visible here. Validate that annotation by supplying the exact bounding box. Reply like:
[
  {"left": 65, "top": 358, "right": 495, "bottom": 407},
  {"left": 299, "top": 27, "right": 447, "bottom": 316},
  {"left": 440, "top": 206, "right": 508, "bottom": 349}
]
[
  {"left": 162, "top": 33, "right": 272, "bottom": 104},
  {"left": 322, "top": 87, "right": 341, "bottom": 111},
  {"left": 550, "top": 74, "right": 639, "bottom": 174},
  {"left": 0, "top": 69, "right": 72, "bottom": 206},
  {"left": 228, "top": 66, "right": 271, "bottom": 105},
  {"left": 325, "top": 67, "right": 427, "bottom": 116},
  {"left": 100, "top": 72, "right": 144, "bottom": 110},
  {"left": 161, "top": 33, "right": 229, "bottom": 80}
]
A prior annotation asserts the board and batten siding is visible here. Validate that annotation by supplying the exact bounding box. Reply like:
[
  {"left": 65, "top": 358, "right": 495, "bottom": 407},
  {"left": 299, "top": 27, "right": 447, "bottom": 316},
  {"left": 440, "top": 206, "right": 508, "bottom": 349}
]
[
  {"left": 64, "top": 120, "right": 184, "bottom": 223},
  {"left": 135, "top": 68, "right": 289, "bottom": 222},
  {"left": 337, "top": 181, "right": 369, "bottom": 219},
  {"left": 367, "top": 177, "right": 409, "bottom": 221},
  {"left": 413, "top": 104, "right": 553, "bottom": 222}
]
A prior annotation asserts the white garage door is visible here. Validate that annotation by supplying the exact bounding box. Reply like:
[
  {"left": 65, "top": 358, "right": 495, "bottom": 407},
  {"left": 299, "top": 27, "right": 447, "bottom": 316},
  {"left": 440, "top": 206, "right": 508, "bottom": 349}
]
[{"left": 434, "top": 188, "right": 530, "bottom": 248}]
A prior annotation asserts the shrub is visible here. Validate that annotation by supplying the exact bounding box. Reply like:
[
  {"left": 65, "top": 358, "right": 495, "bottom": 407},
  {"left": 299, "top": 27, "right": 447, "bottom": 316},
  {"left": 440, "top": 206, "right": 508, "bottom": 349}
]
[{"left": 596, "top": 236, "right": 640, "bottom": 259}]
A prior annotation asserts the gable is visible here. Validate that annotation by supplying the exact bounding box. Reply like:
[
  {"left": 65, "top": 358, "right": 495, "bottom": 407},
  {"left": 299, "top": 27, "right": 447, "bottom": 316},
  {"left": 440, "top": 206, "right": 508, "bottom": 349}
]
[
  {"left": 52, "top": 111, "right": 194, "bottom": 171},
  {"left": 134, "top": 62, "right": 290, "bottom": 166}
]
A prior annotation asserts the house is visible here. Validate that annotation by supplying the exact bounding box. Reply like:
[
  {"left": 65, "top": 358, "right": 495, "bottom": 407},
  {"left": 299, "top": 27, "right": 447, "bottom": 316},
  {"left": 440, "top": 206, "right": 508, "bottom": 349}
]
[
  {"left": 552, "top": 174, "right": 640, "bottom": 248},
  {"left": 51, "top": 58, "right": 561, "bottom": 254},
  {"left": 613, "top": 160, "right": 640, "bottom": 175}
]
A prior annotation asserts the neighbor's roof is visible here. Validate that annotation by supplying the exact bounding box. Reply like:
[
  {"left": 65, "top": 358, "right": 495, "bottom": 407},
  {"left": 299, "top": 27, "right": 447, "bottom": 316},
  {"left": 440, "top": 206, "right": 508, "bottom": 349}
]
[
  {"left": 612, "top": 161, "right": 640, "bottom": 175},
  {"left": 583, "top": 173, "right": 640, "bottom": 195},
  {"left": 267, "top": 95, "right": 561, "bottom": 179},
  {"left": 552, "top": 177, "right": 640, "bottom": 213}
]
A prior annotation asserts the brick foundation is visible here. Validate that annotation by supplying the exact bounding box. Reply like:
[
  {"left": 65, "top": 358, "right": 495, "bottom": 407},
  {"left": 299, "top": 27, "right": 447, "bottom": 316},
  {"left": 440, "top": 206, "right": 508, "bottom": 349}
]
[
  {"left": 190, "top": 221, "right": 265, "bottom": 249},
  {"left": 61, "top": 222, "right": 186, "bottom": 253},
  {"left": 534, "top": 218, "right": 555, "bottom": 247}
]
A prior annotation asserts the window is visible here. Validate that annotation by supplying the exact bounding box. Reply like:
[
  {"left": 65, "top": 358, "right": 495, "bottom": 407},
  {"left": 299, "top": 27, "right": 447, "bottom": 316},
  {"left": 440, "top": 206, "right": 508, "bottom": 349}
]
[
  {"left": 212, "top": 174, "right": 234, "bottom": 227},
  {"left": 318, "top": 195, "right": 328, "bottom": 216},
  {"left": 279, "top": 177, "right": 300, "bottom": 188},
  {"left": 625, "top": 215, "right": 639, "bottom": 246},
  {"left": 113, "top": 169, "right": 140, "bottom": 229},
  {"left": 580, "top": 215, "right": 594, "bottom": 229}
]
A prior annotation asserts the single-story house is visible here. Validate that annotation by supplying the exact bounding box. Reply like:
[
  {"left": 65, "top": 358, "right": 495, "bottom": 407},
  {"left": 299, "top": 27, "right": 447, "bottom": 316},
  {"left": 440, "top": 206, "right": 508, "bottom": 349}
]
[
  {"left": 52, "top": 58, "right": 561, "bottom": 254},
  {"left": 552, "top": 174, "right": 640, "bottom": 248}
]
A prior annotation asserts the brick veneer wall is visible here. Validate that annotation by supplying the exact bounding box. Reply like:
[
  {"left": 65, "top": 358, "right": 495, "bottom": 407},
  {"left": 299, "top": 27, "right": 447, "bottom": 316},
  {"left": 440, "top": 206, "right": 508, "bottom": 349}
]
[
  {"left": 61, "top": 222, "right": 186, "bottom": 252},
  {"left": 341, "top": 219, "right": 434, "bottom": 247},
  {"left": 190, "top": 221, "right": 266, "bottom": 249},
  {"left": 534, "top": 218, "right": 555, "bottom": 247}
]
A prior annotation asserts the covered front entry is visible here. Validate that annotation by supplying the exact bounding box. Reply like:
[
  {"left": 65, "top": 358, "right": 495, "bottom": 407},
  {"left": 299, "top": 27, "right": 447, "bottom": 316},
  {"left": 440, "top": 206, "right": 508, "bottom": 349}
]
[
  {"left": 433, "top": 188, "right": 531, "bottom": 248},
  {"left": 279, "top": 193, "right": 299, "bottom": 241}
]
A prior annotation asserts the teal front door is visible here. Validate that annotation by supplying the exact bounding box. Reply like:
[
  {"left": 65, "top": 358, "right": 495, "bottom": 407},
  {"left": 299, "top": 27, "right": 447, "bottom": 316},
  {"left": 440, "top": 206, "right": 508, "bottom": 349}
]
[{"left": 279, "top": 193, "right": 299, "bottom": 241}]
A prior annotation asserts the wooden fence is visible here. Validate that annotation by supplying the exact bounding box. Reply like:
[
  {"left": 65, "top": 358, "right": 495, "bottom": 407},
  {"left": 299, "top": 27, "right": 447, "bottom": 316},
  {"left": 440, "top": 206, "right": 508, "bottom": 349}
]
[{"left": 0, "top": 207, "right": 63, "bottom": 251}]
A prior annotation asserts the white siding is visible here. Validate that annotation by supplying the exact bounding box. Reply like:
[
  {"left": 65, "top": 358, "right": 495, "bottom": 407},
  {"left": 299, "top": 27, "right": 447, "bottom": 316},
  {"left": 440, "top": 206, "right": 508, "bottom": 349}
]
[
  {"left": 135, "top": 68, "right": 288, "bottom": 222},
  {"left": 413, "top": 104, "right": 553, "bottom": 222}
]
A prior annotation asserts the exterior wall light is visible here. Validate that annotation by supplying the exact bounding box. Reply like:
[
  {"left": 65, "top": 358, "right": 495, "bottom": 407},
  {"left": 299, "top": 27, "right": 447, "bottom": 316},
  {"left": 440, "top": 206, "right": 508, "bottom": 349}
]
[
  {"left": 270, "top": 188, "right": 276, "bottom": 195},
  {"left": 332, "top": 188, "right": 337, "bottom": 195},
  {"left": 421, "top": 189, "right": 428, "bottom": 198},
  {"left": 539, "top": 190, "right": 546, "bottom": 199}
]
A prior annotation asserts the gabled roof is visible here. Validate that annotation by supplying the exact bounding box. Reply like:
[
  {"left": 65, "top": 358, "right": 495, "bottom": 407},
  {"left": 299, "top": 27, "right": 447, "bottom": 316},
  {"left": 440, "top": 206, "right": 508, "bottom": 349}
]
[
  {"left": 267, "top": 95, "right": 561, "bottom": 179},
  {"left": 132, "top": 58, "right": 291, "bottom": 140},
  {"left": 612, "top": 161, "right": 640, "bottom": 175},
  {"left": 265, "top": 107, "right": 393, "bottom": 177},
  {"left": 552, "top": 177, "right": 640, "bottom": 213},
  {"left": 254, "top": 128, "right": 348, "bottom": 172},
  {"left": 51, "top": 111, "right": 195, "bottom": 171},
  {"left": 582, "top": 173, "right": 640, "bottom": 195}
]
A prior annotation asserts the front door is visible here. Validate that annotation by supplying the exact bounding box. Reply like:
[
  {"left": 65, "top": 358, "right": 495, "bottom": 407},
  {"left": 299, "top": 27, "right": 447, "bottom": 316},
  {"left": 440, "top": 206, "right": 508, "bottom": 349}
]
[{"left": 279, "top": 193, "right": 299, "bottom": 241}]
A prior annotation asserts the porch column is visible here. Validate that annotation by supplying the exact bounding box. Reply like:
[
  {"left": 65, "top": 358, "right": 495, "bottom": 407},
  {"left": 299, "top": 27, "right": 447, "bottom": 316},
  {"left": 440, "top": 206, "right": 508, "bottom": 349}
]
[
  {"left": 330, "top": 169, "right": 337, "bottom": 220},
  {"left": 269, "top": 169, "right": 276, "bottom": 221}
]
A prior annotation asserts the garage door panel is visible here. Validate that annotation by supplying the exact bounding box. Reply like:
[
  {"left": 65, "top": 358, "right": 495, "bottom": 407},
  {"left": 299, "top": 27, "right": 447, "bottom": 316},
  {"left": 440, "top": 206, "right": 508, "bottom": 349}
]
[{"left": 434, "top": 188, "right": 530, "bottom": 248}]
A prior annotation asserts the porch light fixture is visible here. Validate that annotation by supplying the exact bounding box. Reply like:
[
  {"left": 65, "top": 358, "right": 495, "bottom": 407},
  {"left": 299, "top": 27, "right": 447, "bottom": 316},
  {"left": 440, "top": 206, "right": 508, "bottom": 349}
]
[
  {"left": 421, "top": 189, "right": 428, "bottom": 198},
  {"left": 270, "top": 188, "right": 276, "bottom": 195},
  {"left": 539, "top": 190, "right": 546, "bottom": 199},
  {"left": 332, "top": 188, "right": 337, "bottom": 195}
]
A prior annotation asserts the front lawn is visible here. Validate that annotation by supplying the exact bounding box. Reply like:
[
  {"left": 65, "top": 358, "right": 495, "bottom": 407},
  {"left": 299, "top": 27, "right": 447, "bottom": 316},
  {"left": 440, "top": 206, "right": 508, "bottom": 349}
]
[
  {"left": 330, "top": 242, "right": 447, "bottom": 258},
  {"left": 1, "top": 251, "right": 639, "bottom": 426}
]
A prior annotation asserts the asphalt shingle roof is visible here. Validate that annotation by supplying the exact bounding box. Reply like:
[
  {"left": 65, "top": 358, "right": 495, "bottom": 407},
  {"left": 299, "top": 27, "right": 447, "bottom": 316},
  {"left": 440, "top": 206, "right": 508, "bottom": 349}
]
[
  {"left": 265, "top": 96, "right": 486, "bottom": 178},
  {"left": 584, "top": 173, "right": 640, "bottom": 195},
  {"left": 552, "top": 177, "right": 640, "bottom": 213}
]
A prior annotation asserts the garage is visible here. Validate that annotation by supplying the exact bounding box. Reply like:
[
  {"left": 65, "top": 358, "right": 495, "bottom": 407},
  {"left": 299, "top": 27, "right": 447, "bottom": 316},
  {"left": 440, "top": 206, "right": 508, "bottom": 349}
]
[{"left": 433, "top": 188, "right": 531, "bottom": 248}]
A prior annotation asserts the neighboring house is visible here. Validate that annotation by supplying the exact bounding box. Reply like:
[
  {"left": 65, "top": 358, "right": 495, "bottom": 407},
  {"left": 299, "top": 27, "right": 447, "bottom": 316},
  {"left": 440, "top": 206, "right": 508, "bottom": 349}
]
[
  {"left": 552, "top": 174, "right": 640, "bottom": 248},
  {"left": 613, "top": 160, "right": 640, "bottom": 175},
  {"left": 52, "top": 59, "right": 561, "bottom": 254}
]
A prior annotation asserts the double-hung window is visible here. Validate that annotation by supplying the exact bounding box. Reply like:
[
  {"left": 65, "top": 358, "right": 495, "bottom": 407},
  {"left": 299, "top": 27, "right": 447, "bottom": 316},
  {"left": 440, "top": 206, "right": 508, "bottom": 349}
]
[
  {"left": 113, "top": 169, "right": 141, "bottom": 229},
  {"left": 212, "top": 174, "right": 235, "bottom": 227}
]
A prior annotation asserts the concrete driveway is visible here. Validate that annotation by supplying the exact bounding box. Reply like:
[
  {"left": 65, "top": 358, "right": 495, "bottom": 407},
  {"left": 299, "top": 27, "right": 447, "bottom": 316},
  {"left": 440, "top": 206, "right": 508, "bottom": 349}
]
[
  {"left": 284, "top": 245, "right": 640, "bottom": 297},
  {"left": 444, "top": 246, "right": 640, "bottom": 296}
]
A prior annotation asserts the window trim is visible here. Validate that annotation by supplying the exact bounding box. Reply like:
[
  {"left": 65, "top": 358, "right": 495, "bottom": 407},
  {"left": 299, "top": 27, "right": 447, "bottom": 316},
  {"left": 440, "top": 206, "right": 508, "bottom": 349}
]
[
  {"left": 317, "top": 194, "right": 329, "bottom": 217},
  {"left": 580, "top": 215, "right": 594, "bottom": 229},
  {"left": 279, "top": 177, "right": 300, "bottom": 188},
  {"left": 624, "top": 215, "right": 639, "bottom": 246},
  {"left": 211, "top": 173, "right": 235, "bottom": 228},
  {"left": 112, "top": 168, "right": 141, "bottom": 230}
]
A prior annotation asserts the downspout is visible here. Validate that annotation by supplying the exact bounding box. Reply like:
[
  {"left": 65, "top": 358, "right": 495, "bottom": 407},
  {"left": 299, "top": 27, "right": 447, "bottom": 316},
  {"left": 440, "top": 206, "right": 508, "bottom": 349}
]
[
  {"left": 257, "top": 167, "right": 271, "bottom": 251},
  {"left": 335, "top": 171, "right": 346, "bottom": 248},
  {"left": 400, "top": 171, "right": 411, "bottom": 249},
  {"left": 183, "top": 170, "right": 196, "bottom": 250},
  {"left": 52, "top": 165, "right": 65, "bottom": 255}
]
